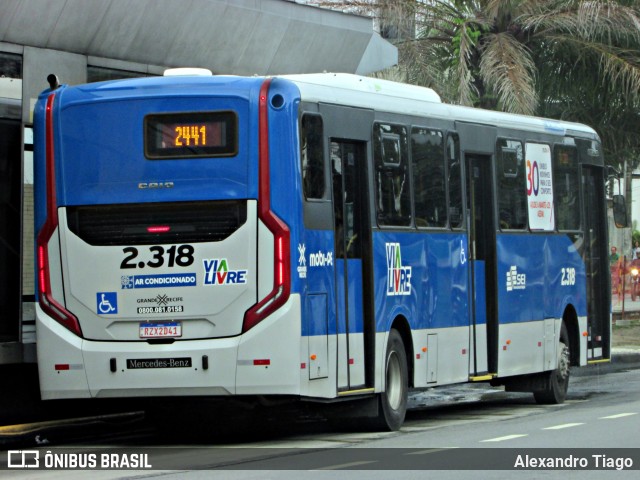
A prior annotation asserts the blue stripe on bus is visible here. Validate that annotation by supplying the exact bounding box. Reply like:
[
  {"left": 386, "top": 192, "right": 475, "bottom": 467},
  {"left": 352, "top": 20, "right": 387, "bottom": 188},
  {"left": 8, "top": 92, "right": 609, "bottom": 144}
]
[
  {"left": 496, "top": 233, "right": 587, "bottom": 324},
  {"left": 373, "top": 232, "right": 470, "bottom": 333},
  {"left": 299, "top": 231, "right": 587, "bottom": 337}
]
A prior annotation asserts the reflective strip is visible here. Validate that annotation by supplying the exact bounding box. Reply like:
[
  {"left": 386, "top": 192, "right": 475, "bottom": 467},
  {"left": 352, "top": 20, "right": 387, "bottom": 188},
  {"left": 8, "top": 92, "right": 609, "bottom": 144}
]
[{"left": 337, "top": 388, "right": 374, "bottom": 397}]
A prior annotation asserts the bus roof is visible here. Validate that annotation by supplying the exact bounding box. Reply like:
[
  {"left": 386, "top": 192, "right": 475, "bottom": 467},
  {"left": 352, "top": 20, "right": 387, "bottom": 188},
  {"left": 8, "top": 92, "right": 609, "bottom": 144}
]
[
  {"left": 281, "top": 72, "right": 599, "bottom": 140},
  {"left": 56, "top": 71, "right": 599, "bottom": 141},
  {"left": 281, "top": 72, "right": 442, "bottom": 104}
]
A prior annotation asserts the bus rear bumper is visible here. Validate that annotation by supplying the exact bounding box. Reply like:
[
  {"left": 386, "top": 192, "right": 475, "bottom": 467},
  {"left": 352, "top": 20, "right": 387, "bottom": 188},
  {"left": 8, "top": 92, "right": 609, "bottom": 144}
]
[{"left": 36, "top": 296, "right": 301, "bottom": 400}]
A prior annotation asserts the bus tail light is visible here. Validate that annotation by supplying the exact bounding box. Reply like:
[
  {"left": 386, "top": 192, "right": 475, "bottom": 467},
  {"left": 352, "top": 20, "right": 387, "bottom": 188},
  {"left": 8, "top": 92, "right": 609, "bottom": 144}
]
[
  {"left": 243, "top": 79, "right": 291, "bottom": 333},
  {"left": 37, "top": 93, "right": 82, "bottom": 337}
]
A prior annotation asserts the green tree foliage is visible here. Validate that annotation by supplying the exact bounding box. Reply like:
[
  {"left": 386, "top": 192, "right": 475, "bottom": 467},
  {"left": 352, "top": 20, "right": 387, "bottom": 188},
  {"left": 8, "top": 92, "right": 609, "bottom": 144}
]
[{"left": 320, "top": 0, "right": 640, "bottom": 166}]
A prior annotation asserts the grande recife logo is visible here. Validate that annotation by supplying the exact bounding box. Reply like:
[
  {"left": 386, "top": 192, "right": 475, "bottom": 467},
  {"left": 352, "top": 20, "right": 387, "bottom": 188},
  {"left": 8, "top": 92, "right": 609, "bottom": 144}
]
[{"left": 386, "top": 243, "right": 412, "bottom": 296}]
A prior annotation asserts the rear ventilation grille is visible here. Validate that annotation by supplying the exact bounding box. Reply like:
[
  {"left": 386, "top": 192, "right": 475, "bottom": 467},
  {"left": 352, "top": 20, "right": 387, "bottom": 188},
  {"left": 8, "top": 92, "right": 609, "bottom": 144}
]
[{"left": 67, "top": 201, "right": 247, "bottom": 245}]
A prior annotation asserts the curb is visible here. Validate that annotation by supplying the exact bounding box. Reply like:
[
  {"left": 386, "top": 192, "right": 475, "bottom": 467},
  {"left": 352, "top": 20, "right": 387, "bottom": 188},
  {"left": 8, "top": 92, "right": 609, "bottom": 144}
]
[
  {"left": 0, "top": 411, "right": 146, "bottom": 449},
  {"left": 612, "top": 347, "right": 640, "bottom": 364}
]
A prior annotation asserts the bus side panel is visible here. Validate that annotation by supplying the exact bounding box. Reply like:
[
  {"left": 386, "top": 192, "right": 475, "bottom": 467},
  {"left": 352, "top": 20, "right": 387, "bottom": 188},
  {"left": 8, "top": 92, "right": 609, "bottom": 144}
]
[
  {"left": 263, "top": 79, "right": 304, "bottom": 298},
  {"left": 297, "top": 229, "right": 338, "bottom": 399},
  {"left": 37, "top": 304, "right": 91, "bottom": 399},
  {"left": 410, "top": 325, "right": 471, "bottom": 388},
  {"left": 496, "top": 233, "right": 587, "bottom": 377},
  {"left": 236, "top": 296, "right": 302, "bottom": 395},
  {"left": 372, "top": 231, "right": 470, "bottom": 386},
  {"left": 263, "top": 80, "right": 340, "bottom": 397}
]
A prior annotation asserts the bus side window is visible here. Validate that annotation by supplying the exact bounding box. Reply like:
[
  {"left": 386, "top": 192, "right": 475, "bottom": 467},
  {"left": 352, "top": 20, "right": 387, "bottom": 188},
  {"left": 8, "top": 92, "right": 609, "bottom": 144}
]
[
  {"left": 553, "top": 146, "right": 580, "bottom": 231},
  {"left": 447, "top": 133, "right": 463, "bottom": 229},
  {"left": 411, "top": 127, "right": 446, "bottom": 228},
  {"left": 301, "top": 114, "right": 325, "bottom": 200},
  {"left": 373, "top": 123, "right": 411, "bottom": 226},
  {"left": 497, "top": 139, "right": 527, "bottom": 230}
]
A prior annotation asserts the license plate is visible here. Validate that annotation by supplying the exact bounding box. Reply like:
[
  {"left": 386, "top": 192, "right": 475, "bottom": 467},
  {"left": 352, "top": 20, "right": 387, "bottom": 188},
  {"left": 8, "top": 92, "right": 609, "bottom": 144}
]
[{"left": 139, "top": 322, "right": 182, "bottom": 338}]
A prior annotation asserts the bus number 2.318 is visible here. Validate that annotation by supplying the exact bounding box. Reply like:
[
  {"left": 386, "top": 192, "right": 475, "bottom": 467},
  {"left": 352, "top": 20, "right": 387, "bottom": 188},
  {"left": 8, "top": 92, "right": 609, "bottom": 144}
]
[
  {"left": 120, "top": 245, "right": 194, "bottom": 269},
  {"left": 561, "top": 267, "right": 576, "bottom": 286}
]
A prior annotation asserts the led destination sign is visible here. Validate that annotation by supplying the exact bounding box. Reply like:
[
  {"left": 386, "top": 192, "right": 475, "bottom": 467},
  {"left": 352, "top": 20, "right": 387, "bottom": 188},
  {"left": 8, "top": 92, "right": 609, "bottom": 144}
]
[{"left": 145, "top": 111, "right": 237, "bottom": 159}]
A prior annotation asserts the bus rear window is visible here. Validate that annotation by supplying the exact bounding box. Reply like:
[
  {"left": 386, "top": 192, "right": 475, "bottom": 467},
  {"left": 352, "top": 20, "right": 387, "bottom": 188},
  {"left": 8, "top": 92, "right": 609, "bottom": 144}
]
[{"left": 144, "top": 111, "right": 237, "bottom": 159}]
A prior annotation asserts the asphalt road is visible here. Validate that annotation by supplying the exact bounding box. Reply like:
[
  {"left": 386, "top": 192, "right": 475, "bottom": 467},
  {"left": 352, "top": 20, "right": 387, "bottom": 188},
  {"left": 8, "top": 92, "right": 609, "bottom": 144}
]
[{"left": 2, "top": 360, "right": 639, "bottom": 479}]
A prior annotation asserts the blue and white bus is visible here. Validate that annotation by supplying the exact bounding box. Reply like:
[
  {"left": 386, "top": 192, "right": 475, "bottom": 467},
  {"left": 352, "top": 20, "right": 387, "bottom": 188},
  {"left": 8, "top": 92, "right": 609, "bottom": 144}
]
[{"left": 34, "top": 70, "right": 616, "bottom": 430}]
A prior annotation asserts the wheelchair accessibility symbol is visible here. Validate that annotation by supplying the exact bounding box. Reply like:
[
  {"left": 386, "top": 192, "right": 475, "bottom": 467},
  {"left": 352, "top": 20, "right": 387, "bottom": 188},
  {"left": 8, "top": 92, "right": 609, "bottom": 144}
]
[{"left": 97, "top": 292, "right": 118, "bottom": 314}]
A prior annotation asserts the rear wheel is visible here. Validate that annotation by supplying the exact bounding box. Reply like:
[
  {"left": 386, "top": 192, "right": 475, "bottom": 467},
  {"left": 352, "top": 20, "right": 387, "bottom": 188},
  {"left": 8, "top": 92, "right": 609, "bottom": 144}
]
[
  {"left": 373, "top": 329, "right": 408, "bottom": 431},
  {"left": 534, "top": 323, "right": 570, "bottom": 404}
]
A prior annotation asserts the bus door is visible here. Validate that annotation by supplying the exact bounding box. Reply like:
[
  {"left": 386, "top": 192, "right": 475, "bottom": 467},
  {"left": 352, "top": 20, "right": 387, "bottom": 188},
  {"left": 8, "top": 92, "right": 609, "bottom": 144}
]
[
  {"left": 331, "top": 139, "right": 370, "bottom": 390},
  {"left": 0, "top": 118, "right": 21, "bottom": 346},
  {"left": 456, "top": 123, "right": 499, "bottom": 377},
  {"left": 581, "top": 164, "right": 610, "bottom": 360},
  {"left": 465, "top": 153, "right": 498, "bottom": 376}
]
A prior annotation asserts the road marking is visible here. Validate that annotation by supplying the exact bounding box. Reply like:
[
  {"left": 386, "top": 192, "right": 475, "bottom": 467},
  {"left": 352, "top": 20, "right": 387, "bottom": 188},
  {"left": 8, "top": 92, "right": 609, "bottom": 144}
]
[
  {"left": 405, "top": 448, "right": 459, "bottom": 455},
  {"left": 480, "top": 434, "right": 528, "bottom": 442},
  {"left": 314, "top": 460, "right": 378, "bottom": 470},
  {"left": 599, "top": 413, "right": 638, "bottom": 419},
  {"left": 543, "top": 423, "right": 584, "bottom": 430}
]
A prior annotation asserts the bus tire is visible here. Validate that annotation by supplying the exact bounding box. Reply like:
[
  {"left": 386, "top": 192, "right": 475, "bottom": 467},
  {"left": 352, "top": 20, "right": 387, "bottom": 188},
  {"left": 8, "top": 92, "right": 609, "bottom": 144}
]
[
  {"left": 533, "top": 322, "right": 570, "bottom": 404},
  {"left": 374, "top": 329, "right": 408, "bottom": 431}
]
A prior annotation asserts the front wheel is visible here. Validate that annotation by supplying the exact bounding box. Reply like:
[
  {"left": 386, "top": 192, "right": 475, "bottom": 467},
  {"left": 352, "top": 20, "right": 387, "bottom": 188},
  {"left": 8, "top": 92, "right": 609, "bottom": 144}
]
[
  {"left": 372, "top": 329, "right": 408, "bottom": 431},
  {"left": 534, "top": 323, "right": 570, "bottom": 404}
]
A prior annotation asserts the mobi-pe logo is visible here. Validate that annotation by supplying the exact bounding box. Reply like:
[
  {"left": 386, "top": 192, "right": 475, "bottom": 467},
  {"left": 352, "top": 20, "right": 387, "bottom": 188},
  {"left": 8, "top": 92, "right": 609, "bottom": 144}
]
[
  {"left": 506, "top": 266, "right": 526, "bottom": 291},
  {"left": 203, "top": 259, "right": 247, "bottom": 285},
  {"left": 386, "top": 243, "right": 412, "bottom": 296}
]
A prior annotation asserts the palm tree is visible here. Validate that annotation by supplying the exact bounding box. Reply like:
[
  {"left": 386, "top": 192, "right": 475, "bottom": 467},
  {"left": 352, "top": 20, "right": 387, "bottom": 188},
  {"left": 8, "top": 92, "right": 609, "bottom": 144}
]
[
  {"left": 321, "top": 0, "right": 640, "bottom": 166},
  {"left": 392, "top": 1, "right": 640, "bottom": 115},
  {"left": 324, "top": 2, "right": 640, "bottom": 109},
  {"left": 321, "top": 0, "right": 640, "bottom": 229}
]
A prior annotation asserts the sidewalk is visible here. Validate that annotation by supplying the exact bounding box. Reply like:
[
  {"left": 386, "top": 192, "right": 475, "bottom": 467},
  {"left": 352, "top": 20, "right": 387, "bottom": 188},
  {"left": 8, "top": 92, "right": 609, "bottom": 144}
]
[
  {"left": 611, "top": 313, "right": 640, "bottom": 363},
  {"left": 611, "top": 290, "right": 640, "bottom": 364},
  {"left": 612, "top": 345, "right": 640, "bottom": 363},
  {"left": 612, "top": 293, "right": 640, "bottom": 314}
]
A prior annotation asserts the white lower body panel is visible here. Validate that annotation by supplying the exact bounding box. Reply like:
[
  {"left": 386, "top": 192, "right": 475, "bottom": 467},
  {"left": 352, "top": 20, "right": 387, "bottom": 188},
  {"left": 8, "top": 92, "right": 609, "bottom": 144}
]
[
  {"left": 36, "top": 296, "right": 302, "bottom": 400},
  {"left": 409, "top": 326, "right": 471, "bottom": 388}
]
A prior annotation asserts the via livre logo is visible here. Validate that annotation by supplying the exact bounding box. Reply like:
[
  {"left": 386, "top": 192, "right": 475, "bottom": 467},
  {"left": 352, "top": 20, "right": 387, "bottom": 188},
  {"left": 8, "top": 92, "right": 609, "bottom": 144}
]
[
  {"left": 386, "top": 243, "right": 412, "bottom": 296},
  {"left": 203, "top": 259, "right": 247, "bottom": 285}
]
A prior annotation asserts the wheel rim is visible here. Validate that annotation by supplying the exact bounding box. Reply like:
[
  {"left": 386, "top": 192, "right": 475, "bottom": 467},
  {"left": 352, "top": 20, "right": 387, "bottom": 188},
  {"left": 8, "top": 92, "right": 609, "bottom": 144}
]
[
  {"left": 386, "top": 351, "right": 402, "bottom": 410},
  {"left": 557, "top": 342, "right": 570, "bottom": 382}
]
